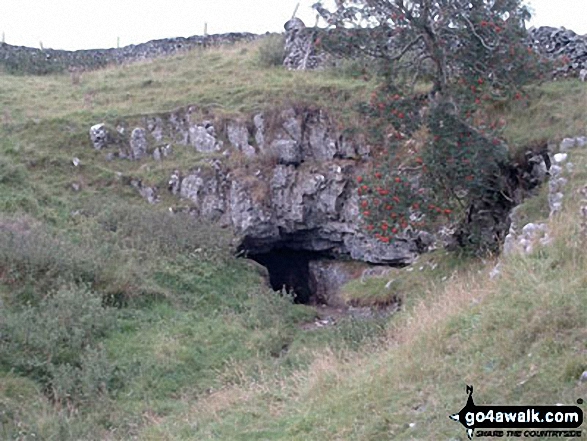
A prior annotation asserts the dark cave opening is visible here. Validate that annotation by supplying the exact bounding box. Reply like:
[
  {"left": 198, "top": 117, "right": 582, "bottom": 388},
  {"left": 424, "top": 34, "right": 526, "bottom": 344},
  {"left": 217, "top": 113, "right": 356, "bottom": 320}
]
[{"left": 246, "top": 248, "right": 327, "bottom": 305}]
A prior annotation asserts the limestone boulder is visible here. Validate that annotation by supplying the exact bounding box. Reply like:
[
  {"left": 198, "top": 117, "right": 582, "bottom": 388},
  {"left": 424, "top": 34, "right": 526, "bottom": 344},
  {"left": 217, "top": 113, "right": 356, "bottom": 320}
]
[{"left": 89, "top": 124, "right": 109, "bottom": 150}]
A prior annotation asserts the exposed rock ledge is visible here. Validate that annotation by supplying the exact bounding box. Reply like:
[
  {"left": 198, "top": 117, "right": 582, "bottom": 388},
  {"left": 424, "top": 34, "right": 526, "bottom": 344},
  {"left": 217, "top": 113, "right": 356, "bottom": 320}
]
[{"left": 91, "top": 105, "right": 425, "bottom": 265}]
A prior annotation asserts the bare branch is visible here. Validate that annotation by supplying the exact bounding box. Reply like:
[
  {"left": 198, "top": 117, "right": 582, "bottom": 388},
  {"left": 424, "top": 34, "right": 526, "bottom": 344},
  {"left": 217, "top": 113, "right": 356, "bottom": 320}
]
[
  {"left": 460, "top": 13, "right": 497, "bottom": 51},
  {"left": 388, "top": 34, "right": 424, "bottom": 61}
]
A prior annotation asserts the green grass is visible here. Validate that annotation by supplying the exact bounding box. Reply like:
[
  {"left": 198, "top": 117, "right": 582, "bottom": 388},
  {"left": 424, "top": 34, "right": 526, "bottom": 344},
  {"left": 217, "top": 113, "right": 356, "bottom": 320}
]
[
  {"left": 0, "top": 39, "right": 375, "bottom": 126},
  {"left": 340, "top": 250, "right": 478, "bottom": 307},
  {"left": 502, "top": 80, "right": 587, "bottom": 149},
  {"left": 0, "top": 36, "right": 586, "bottom": 440},
  {"left": 139, "top": 148, "right": 587, "bottom": 441}
]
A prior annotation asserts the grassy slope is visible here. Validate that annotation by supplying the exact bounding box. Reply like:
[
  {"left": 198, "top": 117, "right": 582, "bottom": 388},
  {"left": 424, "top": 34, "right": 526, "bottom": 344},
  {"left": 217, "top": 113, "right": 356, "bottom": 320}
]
[
  {"left": 0, "top": 39, "right": 382, "bottom": 440},
  {"left": 0, "top": 38, "right": 586, "bottom": 440},
  {"left": 142, "top": 144, "right": 587, "bottom": 441},
  {"left": 0, "top": 40, "right": 373, "bottom": 124}
]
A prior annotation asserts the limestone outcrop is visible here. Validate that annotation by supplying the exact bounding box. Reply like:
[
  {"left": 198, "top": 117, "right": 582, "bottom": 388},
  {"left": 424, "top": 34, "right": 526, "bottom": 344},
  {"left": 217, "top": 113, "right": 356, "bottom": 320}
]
[
  {"left": 90, "top": 104, "right": 550, "bottom": 267},
  {"left": 90, "top": 105, "right": 422, "bottom": 265}
]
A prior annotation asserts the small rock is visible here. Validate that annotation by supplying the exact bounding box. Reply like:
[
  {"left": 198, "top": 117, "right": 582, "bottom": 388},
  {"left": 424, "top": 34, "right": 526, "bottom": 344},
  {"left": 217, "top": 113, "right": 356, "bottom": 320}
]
[
  {"left": 522, "top": 222, "right": 546, "bottom": 235},
  {"left": 71, "top": 183, "right": 81, "bottom": 192},
  {"left": 560, "top": 138, "right": 576, "bottom": 152},
  {"left": 189, "top": 126, "right": 221, "bottom": 153},
  {"left": 553, "top": 153, "right": 568, "bottom": 163},
  {"left": 130, "top": 127, "right": 148, "bottom": 160},
  {"left": 89, "top": 123, "right": 109, "bottom": 150},
  {"left": 140, "top": 186, "right": 159, "bottom": 204},
  {"left": 549, "top": 164, "right": 562, "bottom": 177},
  {"left": 580, "top": 371, "right": 587, "bottom": 382},
  {"left": 161, "top": 144, "right": 173, "bottom": 157},
  {"left": 72, "top": 157, "right": 80, "bottom": 167},
  {"left": 168, "top": 170, "right": 181, "bottom": 195},
  {"left": 153, "top": 148, "right": 161, "bottom": 161}
]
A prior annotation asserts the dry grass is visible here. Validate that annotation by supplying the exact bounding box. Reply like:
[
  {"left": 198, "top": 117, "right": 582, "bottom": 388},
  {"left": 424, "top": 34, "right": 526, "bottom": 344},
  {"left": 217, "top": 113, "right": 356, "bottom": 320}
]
[{"left": 0, "top": 39, "right": 376, "bottom": 126}]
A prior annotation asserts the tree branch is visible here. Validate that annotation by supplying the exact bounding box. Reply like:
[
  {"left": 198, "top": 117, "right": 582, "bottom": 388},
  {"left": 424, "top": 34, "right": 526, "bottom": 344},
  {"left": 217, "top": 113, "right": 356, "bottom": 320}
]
[{"left": 460, "top": 13, "right": 497, "bottom": 51}]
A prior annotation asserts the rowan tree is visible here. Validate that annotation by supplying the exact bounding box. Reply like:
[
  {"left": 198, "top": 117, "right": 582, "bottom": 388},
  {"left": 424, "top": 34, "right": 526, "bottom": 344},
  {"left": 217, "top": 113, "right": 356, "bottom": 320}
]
[{"left": 314, "top": 0, "right": 548, "bottom": 250}]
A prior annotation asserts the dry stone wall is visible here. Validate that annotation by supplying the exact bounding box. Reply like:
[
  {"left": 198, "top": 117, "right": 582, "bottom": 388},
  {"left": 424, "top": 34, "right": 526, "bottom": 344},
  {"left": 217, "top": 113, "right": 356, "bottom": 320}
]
[
  {"left": 527, "top": 27, "right": 587, "bottom": 79},
  {"left": 0, "top": 32, "right": 261, "bottom": 75}
]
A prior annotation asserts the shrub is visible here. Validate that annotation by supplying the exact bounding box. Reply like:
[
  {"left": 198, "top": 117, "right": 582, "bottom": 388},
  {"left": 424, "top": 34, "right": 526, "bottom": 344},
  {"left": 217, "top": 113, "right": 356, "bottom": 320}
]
[
  {"left": 94, "top": 203, "right": 234, "bottom": 260},
  {"left": 0, "top": 222, "right": 102, "bottom": 299},
  {"left": 0, "top": 285, "right": 120, "bottom": 405},
  {"left": 256, "top": 34, "right": 286, "bottom": 68},
  {"left": 0, "top": 204, "right": 234, "bottom": 306}
]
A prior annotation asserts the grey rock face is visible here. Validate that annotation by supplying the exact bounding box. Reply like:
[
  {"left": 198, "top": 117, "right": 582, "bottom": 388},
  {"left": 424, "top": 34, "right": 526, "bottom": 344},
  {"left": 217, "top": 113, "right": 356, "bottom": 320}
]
[
  {"left": 227, "top": 121, "right": 256, "bottom": 157},
  {"left": 101, "top": 106, "right": 442, "bottom": 266},
  {"left": 308, "top": 260, "right": 364, "bottom": 306},
  {"left": 273, "top": 139, "right": 302, "bottom": 165},
  {"left": 124, "top": 106, "right": 370, "bottom": 167},
  {"left": 229, "top": 177, "right": 278, "bottom": 241},
  {"left": 130, "top": 128, "right": 148, "bottom": 160},
  {"left": 304, "top": 110, "right": 338, "bottom": 160},
  {"left": 345, "top": 235, "right": 418, "bottom": 264},
  {"left": 89, "top": 124, "right": 109, "bottom": 150},
  {"left": 179, "top": 162, "right": 227, "bottom": 220},
  {"left": 189, "top": 126, "right": 221, "bottom": 153},
  {"left": 170, "top": 154, "right": 419, "bottom": 264},
  {"left": 253, "top": 113, "right": 266, "bottom": 152},
  {"left": 258, "top": 107, "right": 367, "bottom": 165}
]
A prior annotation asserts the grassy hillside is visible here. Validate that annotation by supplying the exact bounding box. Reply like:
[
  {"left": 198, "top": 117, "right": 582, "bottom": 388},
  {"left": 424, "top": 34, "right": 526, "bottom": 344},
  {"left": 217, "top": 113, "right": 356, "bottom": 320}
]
[
  {"left": 171, "top": 145, "right": 586, "bottom": 441},
  {"left": 0, "top": 37, "right": 586, "bottom": 440}
]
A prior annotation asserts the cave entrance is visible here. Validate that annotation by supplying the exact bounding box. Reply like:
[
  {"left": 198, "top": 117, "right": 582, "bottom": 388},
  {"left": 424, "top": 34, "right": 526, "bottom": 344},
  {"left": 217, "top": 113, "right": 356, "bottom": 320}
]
[{"left": 246, "top": 248, "right": 325, "bottom": 305}]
